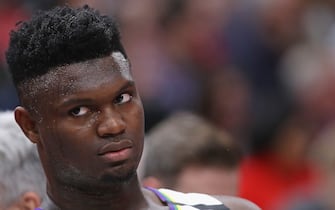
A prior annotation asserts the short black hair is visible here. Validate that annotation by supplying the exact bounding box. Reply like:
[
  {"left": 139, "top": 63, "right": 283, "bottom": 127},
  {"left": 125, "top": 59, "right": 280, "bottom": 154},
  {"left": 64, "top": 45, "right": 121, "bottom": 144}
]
[{"left": 6, "top": 5, "right": 127, "bottom": 87}]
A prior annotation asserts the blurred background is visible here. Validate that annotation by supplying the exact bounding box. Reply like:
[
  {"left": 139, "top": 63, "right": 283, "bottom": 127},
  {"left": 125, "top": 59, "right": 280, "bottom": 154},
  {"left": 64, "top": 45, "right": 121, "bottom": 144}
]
[{"left": 2, "top": 0, "right": 335, "bottom": 209}]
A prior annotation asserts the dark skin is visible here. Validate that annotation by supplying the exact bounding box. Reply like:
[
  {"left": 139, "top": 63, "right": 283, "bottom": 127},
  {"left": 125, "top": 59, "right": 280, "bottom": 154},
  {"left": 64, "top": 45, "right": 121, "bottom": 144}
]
[
  {"left": 13, "top": 52, "right": 260, "bottom": 210},
  {"left": 14, "top": 52, "right": 148, "bottom": 210}
]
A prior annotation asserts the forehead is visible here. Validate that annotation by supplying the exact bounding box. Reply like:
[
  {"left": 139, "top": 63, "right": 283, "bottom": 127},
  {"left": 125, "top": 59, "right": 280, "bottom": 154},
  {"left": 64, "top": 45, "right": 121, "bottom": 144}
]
[
  {"left": 56, "top": 52, "right": 131, "bottom": 91},
  {"left": 22, "top": 52, "right": 131, "bottom": 96},
  {"left": 19, "top": 52, "right": 132, "bottom": 114}
]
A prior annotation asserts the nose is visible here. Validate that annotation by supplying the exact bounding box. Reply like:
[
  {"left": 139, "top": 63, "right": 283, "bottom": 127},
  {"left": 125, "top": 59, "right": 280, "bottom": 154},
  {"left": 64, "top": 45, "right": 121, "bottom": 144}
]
[{"left": 97, "top": 108, "right": 126, "bottom": 138}]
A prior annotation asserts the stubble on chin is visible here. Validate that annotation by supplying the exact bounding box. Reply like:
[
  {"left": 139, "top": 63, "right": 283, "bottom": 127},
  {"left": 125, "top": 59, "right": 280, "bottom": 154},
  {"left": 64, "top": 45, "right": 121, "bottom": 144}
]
[{"left": 54, "top": 163, "right": 138, "bottom": 193}]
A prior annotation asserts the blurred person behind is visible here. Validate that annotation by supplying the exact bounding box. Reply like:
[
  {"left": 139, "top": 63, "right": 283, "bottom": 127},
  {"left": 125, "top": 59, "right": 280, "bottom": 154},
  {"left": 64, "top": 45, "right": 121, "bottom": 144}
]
[
  {"left": 201, "top": 67, "right": 252, "bottom": 153},
  {"left": 239, "top": 105, "right": 320, "bottom": 210},
  {"left": 140, "top": 111, "right": 242, "bottom": 196},
  {"left": 274, "top": 122, "right": 335, "bottom": 210},
  {"left": 239, "top": 23, "right": 335, "bottom": 209},
  {"left": 0, "top": 111, "right": 46, "bottom": 210},
  {"left": 275, "top": 43, "right": 335, "bottom": 210},
  {"left": 223, "top": 0, "right": 308, "bottom": 133}
]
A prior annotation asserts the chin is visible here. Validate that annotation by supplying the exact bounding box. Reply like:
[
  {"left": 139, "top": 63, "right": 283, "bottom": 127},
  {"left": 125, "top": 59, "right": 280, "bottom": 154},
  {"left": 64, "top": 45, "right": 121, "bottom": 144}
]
[{"left": 100, "top": 167, "right": 137, "bottom": 184}]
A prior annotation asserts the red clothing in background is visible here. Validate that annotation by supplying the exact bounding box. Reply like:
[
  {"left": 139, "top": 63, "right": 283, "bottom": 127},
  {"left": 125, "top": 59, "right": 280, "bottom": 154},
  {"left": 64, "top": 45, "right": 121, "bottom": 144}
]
[
  {"left": 238, "top": 153, "right": 320, "bottom": 210},
  {"left": 0, "top": 6, "right": 28, "bottom": 63}
]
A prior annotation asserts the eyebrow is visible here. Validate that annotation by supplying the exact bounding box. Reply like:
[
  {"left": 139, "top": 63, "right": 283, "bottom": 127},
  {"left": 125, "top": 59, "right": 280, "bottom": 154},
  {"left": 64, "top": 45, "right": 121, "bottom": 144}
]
[
  {"left": 59, "top": 80, "right": 136, "bottom": 108},
  {"left": 115, "top": 80, "right": 135, "bottom": 95}
]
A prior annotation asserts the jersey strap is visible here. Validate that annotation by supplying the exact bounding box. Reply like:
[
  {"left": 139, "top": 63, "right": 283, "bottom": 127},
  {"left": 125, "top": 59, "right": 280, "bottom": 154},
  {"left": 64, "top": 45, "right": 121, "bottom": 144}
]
[{"left": 146, "top": 187, "right": 230, "bottom": 210}]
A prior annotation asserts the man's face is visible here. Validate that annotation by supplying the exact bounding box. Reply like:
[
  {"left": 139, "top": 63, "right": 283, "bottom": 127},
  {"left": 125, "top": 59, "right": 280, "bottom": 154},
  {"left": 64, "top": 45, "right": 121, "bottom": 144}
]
[{"left": 29, "top": 52, "right": 144, "bottom": 189}]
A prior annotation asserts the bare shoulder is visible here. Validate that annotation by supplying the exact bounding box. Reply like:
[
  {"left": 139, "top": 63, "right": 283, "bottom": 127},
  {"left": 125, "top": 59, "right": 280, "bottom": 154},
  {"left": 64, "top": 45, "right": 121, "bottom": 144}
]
[{"left": 214, "top": 195, "right": 261, "bottom": 210}]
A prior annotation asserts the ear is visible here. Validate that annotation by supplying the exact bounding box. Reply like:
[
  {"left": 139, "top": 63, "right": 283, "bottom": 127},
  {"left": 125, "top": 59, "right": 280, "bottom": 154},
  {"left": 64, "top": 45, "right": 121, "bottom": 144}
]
[
  {"left": 14, "top": 106, "right": 40, "bottom": 144},
  {"left": 141, "top": 176, "right": 163, "bottom": 189},
  {"left": 20, "top": 191, "right": 41, "bottom": 210}
]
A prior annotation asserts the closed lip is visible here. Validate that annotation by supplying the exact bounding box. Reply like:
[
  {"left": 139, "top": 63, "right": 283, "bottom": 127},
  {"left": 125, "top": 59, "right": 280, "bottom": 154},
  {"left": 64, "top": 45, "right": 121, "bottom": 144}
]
[{"left": 97, "top": 139, "right": 133, "bottom": 155}]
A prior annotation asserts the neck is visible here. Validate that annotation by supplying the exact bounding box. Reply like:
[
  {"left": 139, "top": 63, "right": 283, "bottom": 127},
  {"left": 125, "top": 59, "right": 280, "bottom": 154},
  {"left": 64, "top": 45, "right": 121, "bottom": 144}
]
[{"left": 47, "top": 175, "right": 148, "bottom": 210}]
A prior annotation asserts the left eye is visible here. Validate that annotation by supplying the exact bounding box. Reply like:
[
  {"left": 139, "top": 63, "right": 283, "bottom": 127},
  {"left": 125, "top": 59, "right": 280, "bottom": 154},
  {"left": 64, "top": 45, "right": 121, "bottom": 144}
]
[
  {"left": 115, "top": 93, "right": 132, "bottom": 104},
  {"left": 70, "top": 106, "right": 90, "bottom": 117}
]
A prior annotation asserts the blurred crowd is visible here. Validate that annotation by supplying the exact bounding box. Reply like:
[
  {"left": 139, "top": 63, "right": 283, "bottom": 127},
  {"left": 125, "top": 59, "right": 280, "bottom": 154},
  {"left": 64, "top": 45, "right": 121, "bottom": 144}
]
[{"left": 2, "top": 0, "right": 335, "bottom": 209}]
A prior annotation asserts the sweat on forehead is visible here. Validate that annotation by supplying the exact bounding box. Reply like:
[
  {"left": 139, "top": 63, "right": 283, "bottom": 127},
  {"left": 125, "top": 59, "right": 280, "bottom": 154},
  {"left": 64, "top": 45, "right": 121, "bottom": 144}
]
[
  {"left": 17, "top": 52, "right": 130, "bottom": 113},
  {"left": 6, "top": 4, "right": 127, "bottom": 88}
]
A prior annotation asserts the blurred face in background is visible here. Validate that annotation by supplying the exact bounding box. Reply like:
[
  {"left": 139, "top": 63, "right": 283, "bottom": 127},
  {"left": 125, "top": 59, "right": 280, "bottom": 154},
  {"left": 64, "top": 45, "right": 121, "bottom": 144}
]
[{"left": 175, "top": 164, "right": 240, "bottom": 195}]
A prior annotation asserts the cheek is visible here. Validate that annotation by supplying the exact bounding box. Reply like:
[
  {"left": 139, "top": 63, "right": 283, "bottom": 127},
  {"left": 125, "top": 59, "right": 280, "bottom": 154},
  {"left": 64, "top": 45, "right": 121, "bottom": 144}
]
[
  {"left": 125, "top": 102, "right": 145, "bottom": 155},
  {"left": 40, "top": 123, "right": 89, "bottom": 157},
  {"left": 128, "top": 100, "right": 145, "bottom": 133}
]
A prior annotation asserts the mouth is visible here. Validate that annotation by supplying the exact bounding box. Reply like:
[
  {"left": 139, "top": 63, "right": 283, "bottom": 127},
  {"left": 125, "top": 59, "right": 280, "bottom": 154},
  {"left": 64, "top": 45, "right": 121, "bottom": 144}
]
[{"left": 98, "top": 140, "right": 133, "bottom": 163}]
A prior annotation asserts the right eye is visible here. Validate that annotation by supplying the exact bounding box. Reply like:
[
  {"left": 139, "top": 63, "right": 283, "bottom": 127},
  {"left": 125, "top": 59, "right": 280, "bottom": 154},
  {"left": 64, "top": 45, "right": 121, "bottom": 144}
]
[{"left": 69, "top": 106, "right": 90, "bottom": 117}]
